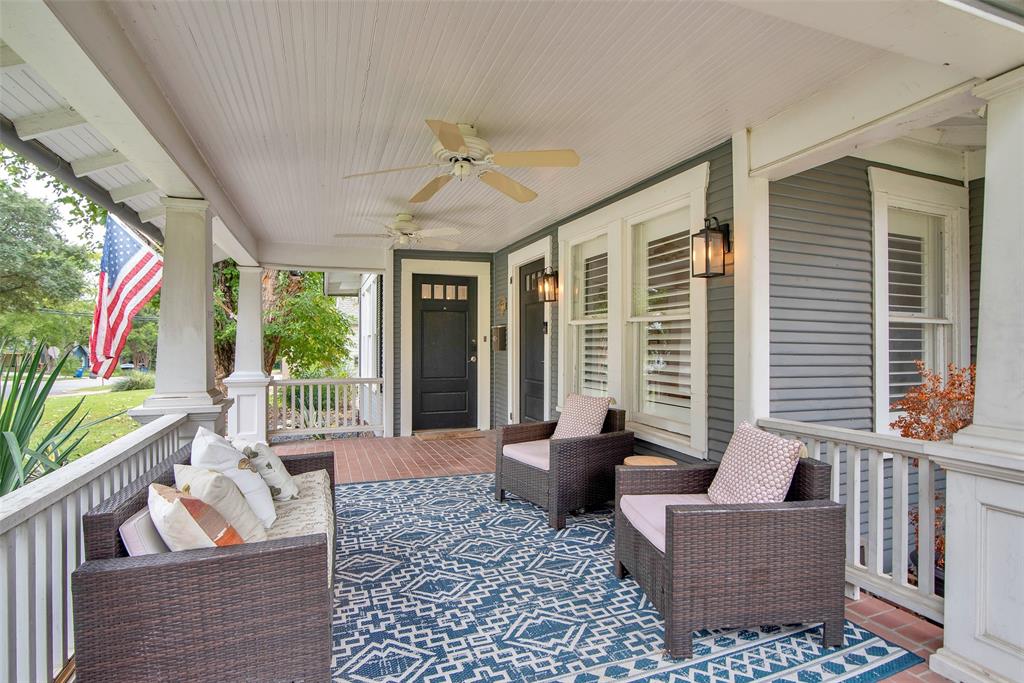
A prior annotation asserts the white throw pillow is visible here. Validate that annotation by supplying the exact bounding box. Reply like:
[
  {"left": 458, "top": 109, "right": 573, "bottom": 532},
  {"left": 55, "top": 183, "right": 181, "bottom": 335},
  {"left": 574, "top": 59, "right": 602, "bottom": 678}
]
[
  {"left": 232, "top": 439, "right": 300, "bottom": 501},
  {"left": 174, "top": 465, "right": 267, "bottom": 543},
  {"left": 191, "top": 427, "right": 276, "bottom": 528},
  {"left": 552, "top": 393, "right": 612, "bottom": 439},
  {"left": 147, "top": 483, "right": 244, "bottom": 551}
]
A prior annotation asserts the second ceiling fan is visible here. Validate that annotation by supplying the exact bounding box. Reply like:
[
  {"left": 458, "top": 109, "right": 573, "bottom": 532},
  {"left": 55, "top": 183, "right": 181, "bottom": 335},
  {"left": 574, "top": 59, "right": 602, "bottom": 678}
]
[{"left": 344, "top": 120, "right": 579, "bottom": 204}]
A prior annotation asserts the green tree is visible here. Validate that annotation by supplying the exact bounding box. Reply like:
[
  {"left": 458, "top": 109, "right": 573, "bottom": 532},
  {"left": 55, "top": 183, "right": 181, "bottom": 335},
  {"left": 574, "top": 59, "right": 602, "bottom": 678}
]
[
  {"left": 1, "top": 145, "right": 106, "bottom": 242},
  {"left": 213, "top": 262, "right": 354, "bottom": 380},
  {"left": 0, "top": 181, "right": 93, "bottom": 313}
]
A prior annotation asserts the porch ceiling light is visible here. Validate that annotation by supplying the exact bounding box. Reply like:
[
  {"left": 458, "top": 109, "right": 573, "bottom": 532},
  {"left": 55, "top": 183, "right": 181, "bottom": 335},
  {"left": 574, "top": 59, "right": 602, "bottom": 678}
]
[
  {"left": 692, "top": 216, "right": 731, "bottom": 278},
  {"left": 538, "top": 266, "right": 559, "bottom": 302}
]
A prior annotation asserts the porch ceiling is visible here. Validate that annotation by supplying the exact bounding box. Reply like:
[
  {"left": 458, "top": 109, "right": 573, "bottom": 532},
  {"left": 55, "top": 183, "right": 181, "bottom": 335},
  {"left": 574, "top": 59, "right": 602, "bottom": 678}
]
[{"left": 104, "top": 1, "right": 891, "bottom": 253}]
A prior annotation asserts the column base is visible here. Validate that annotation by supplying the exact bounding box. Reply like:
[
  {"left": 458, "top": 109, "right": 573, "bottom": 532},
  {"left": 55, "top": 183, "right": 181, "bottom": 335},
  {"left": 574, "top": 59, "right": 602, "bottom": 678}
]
[
  {"left": 930, "top": 648, "right": 1017, "bottom": 683},
  {"left": 224, "top": 373, "right": 271, "bottom": 443},
  {"left": 129, "top": 397, "right": 232, "bottom": 439}
]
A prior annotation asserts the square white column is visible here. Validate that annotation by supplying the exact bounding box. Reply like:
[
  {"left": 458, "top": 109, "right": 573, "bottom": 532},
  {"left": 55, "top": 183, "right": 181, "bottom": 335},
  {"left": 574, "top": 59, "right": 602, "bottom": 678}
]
[
  {"left": 226, "top": 265, "right": 270, "bottom": 442},
  {"left": 130, "top": 197, "right": 229, "bottom": 436}
]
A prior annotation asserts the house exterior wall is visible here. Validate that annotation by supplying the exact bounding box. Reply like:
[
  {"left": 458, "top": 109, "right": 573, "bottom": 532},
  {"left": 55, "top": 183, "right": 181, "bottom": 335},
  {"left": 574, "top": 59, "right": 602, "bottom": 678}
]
[{"left": 489, "top": 142, "right": 734, "bottom": 459}]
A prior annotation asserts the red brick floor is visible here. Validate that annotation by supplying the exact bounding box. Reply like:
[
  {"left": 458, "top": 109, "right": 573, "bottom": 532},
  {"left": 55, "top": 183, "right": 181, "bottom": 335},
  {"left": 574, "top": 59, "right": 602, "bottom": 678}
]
[{"left": 277, "top": 433, "right": 947, "bottom": 681}]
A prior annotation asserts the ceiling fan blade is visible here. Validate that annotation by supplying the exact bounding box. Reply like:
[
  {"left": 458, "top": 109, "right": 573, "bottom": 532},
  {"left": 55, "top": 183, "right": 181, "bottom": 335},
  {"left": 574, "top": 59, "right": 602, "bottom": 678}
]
[
  {"left": 421, "top": 238, "right": 460, "bottom": 250},
  {"left": 416, "top": 227, "right": 460, "bottom": 238},
  {"left": 333, "top": 232, "right": 391, "bottom": 239},
  {"left": 409, "top": 174, "right": 452, "bottom": 203},
  {"left": 425, "top": 119, "right": 468, "bottom": 155},
  {"left": 479, "top": 171, "right": 538, "bottom": 203},
  {"left": 491, "top": 149, "right": 580, "bottom": 167},
  {"left": 342, "top": 162, "right": 442, "bottom": 180}
]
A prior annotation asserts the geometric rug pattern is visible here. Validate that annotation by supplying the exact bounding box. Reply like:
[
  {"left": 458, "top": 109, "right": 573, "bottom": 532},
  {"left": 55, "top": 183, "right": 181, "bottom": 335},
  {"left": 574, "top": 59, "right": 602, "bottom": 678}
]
[{"left": 332, "top": 474, "right": 922, "bottom": 682}]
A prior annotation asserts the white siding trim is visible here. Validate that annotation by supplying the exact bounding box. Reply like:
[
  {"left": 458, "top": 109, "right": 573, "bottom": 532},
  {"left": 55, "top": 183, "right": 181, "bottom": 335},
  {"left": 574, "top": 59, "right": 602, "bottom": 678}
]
[
  {"left": 399, "top": 259, "right": 491, "bottom": 436},
  {"left": 506, "top": 237, "right": 553, "bottom": 423},
  {"left": 869, "top": 167, "right": 970, "bottom": 433}
]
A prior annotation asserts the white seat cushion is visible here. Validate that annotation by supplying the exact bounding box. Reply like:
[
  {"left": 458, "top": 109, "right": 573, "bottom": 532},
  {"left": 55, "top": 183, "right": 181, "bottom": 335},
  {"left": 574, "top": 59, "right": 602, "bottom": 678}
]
[
  {"left": 119, "top": 507, "right": 170, "bottom": 556},
  {"left": 619, "top": 493, "right": 712, "bottom": 553},
  {"left": 502, "top": 439, "right": 550, "bottom": 471},
  {"left": 267, "top": 470, "right": 334, "bottom": 584}
]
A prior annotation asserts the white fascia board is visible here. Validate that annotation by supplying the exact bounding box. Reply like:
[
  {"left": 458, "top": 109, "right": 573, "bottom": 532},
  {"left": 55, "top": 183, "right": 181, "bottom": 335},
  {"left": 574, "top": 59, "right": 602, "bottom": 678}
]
[
  {"left": 12, "top": 0, "right": 258, "bottom": 266},
  {"left": 732, "top": 0, "right": 1024, "bottom": 78},
  {"left": 70, "top": 150, "right": 129, "bottom": 177},
  {"left": 258, "top": 241, "right": 388, "bottom": 272},
  {"left": 138, "top": 206, "right": 165, "bottom": 224},
  {"left": 851, "top": 137, "right": 967, "bottom": 182},
  {"left": 0, "top": 1, "right": 195, "bottom": 197},
  {"left": 109, "top": 180, "right": 157, "bottom": 203},
  {"left": 748, "top": 54, "right": 982, "bottom": 180},
  {"left": 12, "top": 106, "right": 86, "bottom": 140}
]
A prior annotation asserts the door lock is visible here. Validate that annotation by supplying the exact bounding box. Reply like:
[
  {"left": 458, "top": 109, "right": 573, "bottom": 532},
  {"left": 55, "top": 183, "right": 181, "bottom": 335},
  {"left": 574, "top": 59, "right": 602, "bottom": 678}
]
[{"left": 469, "top": 355, "right": 478, "bottom": 363}]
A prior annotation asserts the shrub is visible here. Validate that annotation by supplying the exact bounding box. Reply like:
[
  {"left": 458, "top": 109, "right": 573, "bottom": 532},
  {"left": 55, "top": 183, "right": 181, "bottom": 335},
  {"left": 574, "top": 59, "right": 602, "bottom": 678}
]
[
  {"left": 890, "top": 361, "right": 975, "bottom": 441},
  {"left": 111, "top": 371, "right": 155, "bottom": 392}
]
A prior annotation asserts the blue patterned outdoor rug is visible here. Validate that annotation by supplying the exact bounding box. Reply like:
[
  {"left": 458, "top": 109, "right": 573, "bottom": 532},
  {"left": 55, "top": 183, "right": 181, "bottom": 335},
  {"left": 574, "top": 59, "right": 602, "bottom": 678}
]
[{"left": 332, "top": 474, "right": 921, "bottom": 682}]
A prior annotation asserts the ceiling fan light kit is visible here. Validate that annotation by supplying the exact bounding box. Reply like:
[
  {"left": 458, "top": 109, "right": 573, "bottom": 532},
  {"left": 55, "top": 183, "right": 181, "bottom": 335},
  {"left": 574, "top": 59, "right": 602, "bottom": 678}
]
[
  {"left": 334, "top": 213, "right": 461, "bottom": 251},
  {"left": 345, "top": 119, "right": 580, "bottom": 205}
]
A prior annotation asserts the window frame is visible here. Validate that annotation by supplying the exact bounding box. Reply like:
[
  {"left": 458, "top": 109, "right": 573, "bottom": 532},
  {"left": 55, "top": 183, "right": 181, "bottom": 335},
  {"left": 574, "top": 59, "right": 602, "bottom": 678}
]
[
  {"left": 558, "top": 162, "right": 709, "bottom": 456},
  {"left": 869, "top": 168, "right": 970, "bottom": 433}
]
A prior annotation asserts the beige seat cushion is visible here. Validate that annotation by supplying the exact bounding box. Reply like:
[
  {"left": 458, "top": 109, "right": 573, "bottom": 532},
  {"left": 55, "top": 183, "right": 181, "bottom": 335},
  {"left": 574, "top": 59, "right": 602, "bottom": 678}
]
[
  {"left": 267, "top": 470, "right": 334, "bottom": 584},
  {"left": 707, "top": 421, "right": 804, "bottom": 505},
  {"left": 502, "top": 439, "right": 550, "bottom": 471},
  {"left": 119, "top": 507, "right": 170, "bottom": 556},
  {"left": 619, "top": 493, "right": 712, "bottom": 553}
]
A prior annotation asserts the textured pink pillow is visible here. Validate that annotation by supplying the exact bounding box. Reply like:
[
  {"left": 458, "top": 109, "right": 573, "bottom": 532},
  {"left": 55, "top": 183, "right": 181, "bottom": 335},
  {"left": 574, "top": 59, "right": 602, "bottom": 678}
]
[
  {"left": 552, "top": 394, "right": 612, "bottom": 439},
  {"left": 707, "top": 422, "right": 803, "bottom": 504}
]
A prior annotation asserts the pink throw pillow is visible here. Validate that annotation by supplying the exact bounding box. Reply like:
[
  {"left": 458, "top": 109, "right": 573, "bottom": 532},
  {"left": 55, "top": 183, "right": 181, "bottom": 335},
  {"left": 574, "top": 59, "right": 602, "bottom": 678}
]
[{"left": 707, "top": 422, "right": 803, "bottom": 504}]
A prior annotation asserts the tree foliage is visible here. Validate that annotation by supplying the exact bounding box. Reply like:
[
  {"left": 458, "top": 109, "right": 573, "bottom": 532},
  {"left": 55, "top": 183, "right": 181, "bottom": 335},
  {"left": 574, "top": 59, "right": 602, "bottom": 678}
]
[
  {"left": 213, "top": 261, "right": 354, "bottom": 380},
  {"left": 0, "top": 180, "right": 93, "bottom": 313},
  {"left": 1, "top": 145, "right": 106, "bottom": 243}
]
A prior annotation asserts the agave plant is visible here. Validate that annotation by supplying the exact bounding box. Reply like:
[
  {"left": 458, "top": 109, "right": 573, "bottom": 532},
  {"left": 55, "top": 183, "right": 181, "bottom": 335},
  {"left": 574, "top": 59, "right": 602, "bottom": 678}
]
[{"left": 0, "top": 343, "right": 104, "bottom": 496}]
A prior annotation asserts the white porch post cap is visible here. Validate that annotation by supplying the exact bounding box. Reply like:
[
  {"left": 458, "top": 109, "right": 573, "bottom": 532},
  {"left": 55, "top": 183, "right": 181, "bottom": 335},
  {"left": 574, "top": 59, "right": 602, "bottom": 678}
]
[
  {"left": 972, "top": 65, "right": 1024, "bottom": 101},
  {"left": 161, "top": 196, "right": 210, "bottom": 213}
]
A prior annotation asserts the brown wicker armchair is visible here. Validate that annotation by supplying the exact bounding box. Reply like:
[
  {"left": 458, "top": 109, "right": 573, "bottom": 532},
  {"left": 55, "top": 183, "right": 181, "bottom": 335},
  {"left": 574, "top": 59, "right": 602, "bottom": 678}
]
[
  {"left": 614, "top": 460, "right": 845, "bottom": 659},
  {"left": 496, "top": 408, "right": 634, "bottom": 529},
  {"left": 72, "top": 444, "right": 335, "bottom": 683}
]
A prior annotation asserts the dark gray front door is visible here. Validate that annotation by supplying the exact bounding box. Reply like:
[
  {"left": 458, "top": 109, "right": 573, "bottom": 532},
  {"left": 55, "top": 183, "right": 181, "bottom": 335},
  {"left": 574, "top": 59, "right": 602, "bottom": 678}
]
[
  {"left": 519, "top": 258, "right": 546, "bottom": 422},
  {"left": 412, "top": 274, "right": 477, "bottom": 430}
]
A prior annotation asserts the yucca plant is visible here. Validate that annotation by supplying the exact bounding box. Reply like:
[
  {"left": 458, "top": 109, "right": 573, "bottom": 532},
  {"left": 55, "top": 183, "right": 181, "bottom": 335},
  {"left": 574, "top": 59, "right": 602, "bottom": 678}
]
[{"left": 0, "top": 343, "right": 104, "bottom": 496}]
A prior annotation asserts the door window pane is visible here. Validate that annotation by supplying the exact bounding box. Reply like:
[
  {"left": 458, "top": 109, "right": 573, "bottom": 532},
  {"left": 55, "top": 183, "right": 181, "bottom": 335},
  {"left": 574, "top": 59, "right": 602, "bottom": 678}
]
[{"left": 421, "top": 283, "right": 432, "bottom": 299}]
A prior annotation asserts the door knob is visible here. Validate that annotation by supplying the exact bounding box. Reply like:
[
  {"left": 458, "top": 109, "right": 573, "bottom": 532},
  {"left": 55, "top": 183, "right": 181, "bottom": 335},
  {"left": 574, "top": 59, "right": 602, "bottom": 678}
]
[{"left": 469, "top": 355, "right": 478, "bottom": 363}]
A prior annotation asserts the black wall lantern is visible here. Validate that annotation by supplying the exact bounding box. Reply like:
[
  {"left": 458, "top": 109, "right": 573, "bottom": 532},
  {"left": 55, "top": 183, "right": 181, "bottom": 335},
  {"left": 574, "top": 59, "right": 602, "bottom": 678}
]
[
  {"left": 691, "top": 216, "right": 731, "bottom": 278},
  {"left": 537, "top": 266, "right": 559, "bottom": 302}
]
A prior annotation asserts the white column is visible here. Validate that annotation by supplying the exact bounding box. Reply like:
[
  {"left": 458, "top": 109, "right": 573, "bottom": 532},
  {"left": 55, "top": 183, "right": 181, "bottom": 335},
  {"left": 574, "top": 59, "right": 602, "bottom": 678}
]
[
  {"left": 225, "top": 265, "right": 270, "bottom": 443},
  {"left": 130, "top": 197, "right": 230, "bottom": 436},
  {"left": 732, "top": 129, "right": 771, "bottom": 426},
  {"left": 929, "top": 67, "right": 1024, "bottom": 683}
]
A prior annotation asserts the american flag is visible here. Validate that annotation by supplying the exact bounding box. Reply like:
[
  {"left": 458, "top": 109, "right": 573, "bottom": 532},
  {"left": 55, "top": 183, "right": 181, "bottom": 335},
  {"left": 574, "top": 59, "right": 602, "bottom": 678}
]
[{"left": 89, "top": 216, "right": 163, "bottom": 378}]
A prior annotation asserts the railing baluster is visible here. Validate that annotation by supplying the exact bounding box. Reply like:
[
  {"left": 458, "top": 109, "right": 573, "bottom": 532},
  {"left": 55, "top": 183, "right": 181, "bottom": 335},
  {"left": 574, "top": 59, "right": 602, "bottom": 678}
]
[
  {"left": 826, "top": 440, "right": 841, "bottom": 503},
  {"left": 892, "top": 452, "right": 910, "bottom": 585},
  {"left": 918, "top": 460, "right": 936, "bottom": 596},
  {"left": 866, "top": 449, "right": 884, "bottom": 575},
  {"left": 846, "top": 443, "right": 862, "bottom": 568}
]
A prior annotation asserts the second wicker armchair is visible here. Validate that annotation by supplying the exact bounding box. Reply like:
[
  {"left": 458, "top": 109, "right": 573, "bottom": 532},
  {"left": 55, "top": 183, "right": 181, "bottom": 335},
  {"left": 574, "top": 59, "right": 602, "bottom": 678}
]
[{"left": 496, "top": 408, "right": 634, "bottom": 529}]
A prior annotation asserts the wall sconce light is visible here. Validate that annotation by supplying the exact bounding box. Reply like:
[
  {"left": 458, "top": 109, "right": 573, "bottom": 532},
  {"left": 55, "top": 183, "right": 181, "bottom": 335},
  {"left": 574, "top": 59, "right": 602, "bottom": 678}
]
[
  {"left": 691, "top": 216, "right": 731, "bottom": 278},
  {"left": 537, "top": 266, "right": 559, "bottom": 302}
]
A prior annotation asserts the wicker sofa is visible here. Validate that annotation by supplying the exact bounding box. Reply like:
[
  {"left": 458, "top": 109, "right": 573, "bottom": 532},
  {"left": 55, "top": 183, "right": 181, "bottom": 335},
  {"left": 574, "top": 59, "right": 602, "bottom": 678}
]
[
  {"left": 495, "top": 408, "right": 634, "bottom": 529},
  {"left": 614, "top": 460, "right": 846, "bottom": 659},
  {"left": 72, "top": 444, "right": 335, "bottom": 683}
]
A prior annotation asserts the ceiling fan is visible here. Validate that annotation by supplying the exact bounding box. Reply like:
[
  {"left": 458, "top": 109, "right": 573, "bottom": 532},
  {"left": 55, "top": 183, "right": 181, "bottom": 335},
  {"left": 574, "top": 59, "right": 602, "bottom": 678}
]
[
  {"left": 343, "top": 120, "right": 579, "bottom": 204},
  {"left": 333, "top": 213, "right": 460, "bottom": 250}
]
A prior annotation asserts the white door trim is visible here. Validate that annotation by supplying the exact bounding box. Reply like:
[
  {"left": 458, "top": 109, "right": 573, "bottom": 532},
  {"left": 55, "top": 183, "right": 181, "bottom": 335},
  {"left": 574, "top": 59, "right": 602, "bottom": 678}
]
[
  {"left": 400, "top": 258, "right": 491, "bottom": 436},
  {"left": 506, "top": 236, "right": 553, "bottom": 423}
]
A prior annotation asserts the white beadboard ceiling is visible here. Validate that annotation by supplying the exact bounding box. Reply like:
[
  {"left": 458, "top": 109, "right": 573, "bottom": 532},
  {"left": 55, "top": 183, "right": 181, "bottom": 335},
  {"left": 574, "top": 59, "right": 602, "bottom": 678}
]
[{"left": 108, "top": 1, "right": 885, "bottom": 253}]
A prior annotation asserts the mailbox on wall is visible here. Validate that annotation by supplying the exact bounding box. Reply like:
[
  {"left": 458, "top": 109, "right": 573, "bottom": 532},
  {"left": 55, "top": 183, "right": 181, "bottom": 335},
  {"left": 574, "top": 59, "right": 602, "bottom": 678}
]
[{"left": 491, "top": 325, "right": 507, "bottom": 351}]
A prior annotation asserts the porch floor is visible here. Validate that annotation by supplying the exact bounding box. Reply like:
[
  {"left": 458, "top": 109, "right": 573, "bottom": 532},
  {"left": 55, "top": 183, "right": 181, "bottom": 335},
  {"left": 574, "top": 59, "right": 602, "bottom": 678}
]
[{"left": 275, "top": 433, "right": 946, "bottom": 682}]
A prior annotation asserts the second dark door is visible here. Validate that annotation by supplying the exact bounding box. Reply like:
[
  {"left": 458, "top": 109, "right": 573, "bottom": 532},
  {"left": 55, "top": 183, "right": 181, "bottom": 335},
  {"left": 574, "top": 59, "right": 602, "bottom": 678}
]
[
  {"left": 412, "top": 274, "right": 477, "bottom": 430},
  {"left": 519, "top": 258, "right": 546, "bottom": 422}
]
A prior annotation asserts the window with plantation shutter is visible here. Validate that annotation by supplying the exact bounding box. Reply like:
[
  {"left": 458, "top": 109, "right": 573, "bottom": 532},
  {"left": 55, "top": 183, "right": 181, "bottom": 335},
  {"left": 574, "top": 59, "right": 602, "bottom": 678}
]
[
  {"left": 569, "top": 236, "right": 609, "bottom": 397},
  {"left": 629, "top": 206, "right": 693, "bottom": 434},
  {"left": 887, "top": 207, "right": 949, "bottom": 409}
]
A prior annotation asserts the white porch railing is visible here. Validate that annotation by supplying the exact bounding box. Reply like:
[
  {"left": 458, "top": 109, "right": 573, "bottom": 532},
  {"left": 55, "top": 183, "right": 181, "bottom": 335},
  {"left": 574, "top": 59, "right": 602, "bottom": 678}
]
[
  {"left": 759, "top": 418, "right": 945, "bottom": 623},
  {"left": 0, "top": 412, "right": 187, "bottom": 683},
  {"left": 267, "top": 377, "right": 384, "bottom": 437}
]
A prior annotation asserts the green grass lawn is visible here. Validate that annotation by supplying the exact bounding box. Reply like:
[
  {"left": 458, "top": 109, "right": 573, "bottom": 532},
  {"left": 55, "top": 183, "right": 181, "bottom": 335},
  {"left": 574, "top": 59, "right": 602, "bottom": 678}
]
[{"left": 35, "top": 389, "right": 154, "bottom": 461}]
